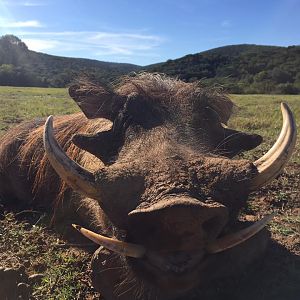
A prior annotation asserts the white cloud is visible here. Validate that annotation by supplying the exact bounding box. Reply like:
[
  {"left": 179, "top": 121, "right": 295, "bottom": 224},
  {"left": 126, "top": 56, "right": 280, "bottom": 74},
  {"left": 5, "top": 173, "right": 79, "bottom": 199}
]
[
  {"left": 1, "top": 1, "right": 47, "bottom": 6},
  {"left": 22, "top": 38, "right": 59, "bottom": 51},
  {"left": 3, "top": 20, "right": 43, "bottom": 28},
  {"left": 18, "top": 31, "right": 164, "bottom": 59},
  {"left": 87, "top": 32, "right": 163, "bottom": 55},
  {"left": 23, "top": 1, "right": 46, "bottom": 6}
]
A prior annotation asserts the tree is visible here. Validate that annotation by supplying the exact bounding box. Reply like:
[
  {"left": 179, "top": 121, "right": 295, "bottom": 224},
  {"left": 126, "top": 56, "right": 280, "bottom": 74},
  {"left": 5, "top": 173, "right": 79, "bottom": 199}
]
[{"left": 271, "top": 68, "right": 293, "bottom": 84}]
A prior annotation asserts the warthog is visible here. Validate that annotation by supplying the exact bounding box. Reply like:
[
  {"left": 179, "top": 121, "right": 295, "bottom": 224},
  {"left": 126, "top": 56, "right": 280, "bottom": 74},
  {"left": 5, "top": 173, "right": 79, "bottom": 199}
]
[{"left": 0, "top": 73, "right": 296, "bottom": 299}]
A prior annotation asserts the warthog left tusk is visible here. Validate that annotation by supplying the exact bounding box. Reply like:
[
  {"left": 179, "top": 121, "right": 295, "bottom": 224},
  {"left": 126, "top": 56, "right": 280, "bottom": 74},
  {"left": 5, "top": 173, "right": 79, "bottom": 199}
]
[
  {"left": 206, "top": 213, "right": 275, "bottom": 254},
  {"left": 72, "top": 224, "right": 146, "bottom": 258},
  {"left": 43, "top": 116, "right": 100, "bottom": 199}
]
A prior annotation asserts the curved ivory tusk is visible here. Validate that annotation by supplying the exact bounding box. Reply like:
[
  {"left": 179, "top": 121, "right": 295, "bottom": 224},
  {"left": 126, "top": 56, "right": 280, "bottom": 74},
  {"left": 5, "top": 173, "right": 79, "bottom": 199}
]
[
  {"left": 43, "top": 116, "right": 99, "bottom": 199},
  {"left": 72, "top": 224, "right": 146, "bottom": 258},
  {"left": 250, "top": 103, "right": 297, "bottom": 190},
  {"left": 206, "top": 213, "right": 275, "bottom": 254}
]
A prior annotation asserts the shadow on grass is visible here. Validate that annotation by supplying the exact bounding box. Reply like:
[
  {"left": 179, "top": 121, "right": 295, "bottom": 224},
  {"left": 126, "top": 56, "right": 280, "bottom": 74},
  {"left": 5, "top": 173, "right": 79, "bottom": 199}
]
[{"left": 189, "top": 240, "right": 299, "bottom": 300}]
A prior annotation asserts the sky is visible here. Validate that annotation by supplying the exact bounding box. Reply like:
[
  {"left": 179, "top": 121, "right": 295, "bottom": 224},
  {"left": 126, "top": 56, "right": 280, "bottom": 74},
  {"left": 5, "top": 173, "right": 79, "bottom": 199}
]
[{"left": 0, "top": 0, "right": 299, "bottom": 66}]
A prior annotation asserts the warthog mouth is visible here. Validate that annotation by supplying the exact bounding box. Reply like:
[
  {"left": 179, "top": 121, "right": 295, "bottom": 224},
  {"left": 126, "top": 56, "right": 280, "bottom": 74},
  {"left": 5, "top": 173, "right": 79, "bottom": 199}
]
[
  {"left": 72, "top": 213, "right": 274, "bottom": 259},
  {"left": 140, "top": 249, "right": 206, "bottom": 275},
  {"left": 130, "top": 249, "right": 209, "bottom": 292},
  {"left": 129, "top": 249, "right": 207, "bottom": 292},
  {"left": 78, "top": 214, "right": 274, "bottom": 294},
  {"left": 74, "top": 213, "right": 274, "bottom": 293}
]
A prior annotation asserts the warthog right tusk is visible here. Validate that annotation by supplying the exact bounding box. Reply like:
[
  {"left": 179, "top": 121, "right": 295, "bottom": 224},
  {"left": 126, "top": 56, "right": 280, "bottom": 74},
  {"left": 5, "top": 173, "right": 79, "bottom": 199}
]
[
  {"left": 250, "top": 103, "right": 297, "bottom": 190},
  {"left": 72, "top": 224, "right": 146, "bottom": 258}
]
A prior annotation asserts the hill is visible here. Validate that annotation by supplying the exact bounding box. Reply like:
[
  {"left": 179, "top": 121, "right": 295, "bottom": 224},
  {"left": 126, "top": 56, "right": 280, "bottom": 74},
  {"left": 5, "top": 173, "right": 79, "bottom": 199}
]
[
  {"left": 0, "top": 35, "right": 140, "bottom": 87},
  {"left": 1, "top": 35, "right": 300, "bottom": 94},
  {"left": 146, "top": 44, "right": 300, "bottom": 94}
]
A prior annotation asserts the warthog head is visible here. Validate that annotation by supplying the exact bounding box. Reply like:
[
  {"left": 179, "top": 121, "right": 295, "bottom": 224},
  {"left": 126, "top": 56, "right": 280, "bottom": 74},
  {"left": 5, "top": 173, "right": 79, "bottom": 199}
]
[{"left": 43, "top": 73, "right": 296, "bottom": 299}]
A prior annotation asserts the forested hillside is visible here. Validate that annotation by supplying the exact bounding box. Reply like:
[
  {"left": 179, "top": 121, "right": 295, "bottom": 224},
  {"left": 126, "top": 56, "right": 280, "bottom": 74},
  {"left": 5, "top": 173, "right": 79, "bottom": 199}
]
[
  {"left": 1, "top": 35, "right": 300, "bottom": 94},
  {"left": 0, "top": 35, "right": 140, "bottom": 87},
  {"left": 146, "top": 44, "right": 300, "bottom": 94}
]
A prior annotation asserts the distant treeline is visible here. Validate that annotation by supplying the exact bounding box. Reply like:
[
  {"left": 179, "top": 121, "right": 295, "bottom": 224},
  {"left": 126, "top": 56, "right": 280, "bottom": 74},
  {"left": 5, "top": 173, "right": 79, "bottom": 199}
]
[
  {"left": 147, "top": 44, "right": 300, "bottom": 94},
  {"left": 1, "top": 35, "right": 300, "bottom": 94}
]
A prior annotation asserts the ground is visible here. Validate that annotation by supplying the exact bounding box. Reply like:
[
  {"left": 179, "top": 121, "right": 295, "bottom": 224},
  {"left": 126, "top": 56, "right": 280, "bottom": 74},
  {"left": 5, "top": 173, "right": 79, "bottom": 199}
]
[{"left": 0, "top": 87, "right": 299, "bottom": 299}]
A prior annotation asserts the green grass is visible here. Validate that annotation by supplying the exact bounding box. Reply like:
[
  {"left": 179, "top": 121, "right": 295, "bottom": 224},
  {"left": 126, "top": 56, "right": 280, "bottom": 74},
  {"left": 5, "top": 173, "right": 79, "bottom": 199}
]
[
  {"left": 0, "top": 86, "right": 78, "bottom": 134},
  {"left": 229, "top": 94, "right": 300, "bottom": 163}
]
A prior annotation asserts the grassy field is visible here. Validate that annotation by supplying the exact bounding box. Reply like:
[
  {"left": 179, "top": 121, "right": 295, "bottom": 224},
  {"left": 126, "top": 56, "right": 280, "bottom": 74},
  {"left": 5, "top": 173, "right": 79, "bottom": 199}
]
[
  {"left": 230, "top": 94, "right": 300, "bottom": 163},
  {"left": 0, "top": 86, "right": 78, "bottom": 134},
  {"left": 0, "top": 86, "right": 299, "bottom": 299},
  {"left": 0, "top": 87, "right": 299, "bottom": 162}
]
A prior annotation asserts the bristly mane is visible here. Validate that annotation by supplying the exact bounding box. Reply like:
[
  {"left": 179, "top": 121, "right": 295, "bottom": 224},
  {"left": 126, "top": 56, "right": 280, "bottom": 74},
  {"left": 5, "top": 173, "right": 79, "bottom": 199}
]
[
  {"left": 115, "top": 73, "right": 234, "bottom": 125},
  {"left": 76, "top": 73, "right": 234, "bottom": 125}
]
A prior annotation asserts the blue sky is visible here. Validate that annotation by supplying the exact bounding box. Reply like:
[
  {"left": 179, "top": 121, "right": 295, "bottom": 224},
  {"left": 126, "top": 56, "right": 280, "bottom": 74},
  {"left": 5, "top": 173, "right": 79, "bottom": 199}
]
[{"left": 0, "top": 0, "right": 299, "bottom": 65}]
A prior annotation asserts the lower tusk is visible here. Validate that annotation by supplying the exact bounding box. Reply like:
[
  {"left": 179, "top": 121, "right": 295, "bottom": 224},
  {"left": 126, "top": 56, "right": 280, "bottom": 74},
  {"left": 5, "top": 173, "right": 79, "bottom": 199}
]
[
  {"left": 72, "top": 224, "right": 146, "bottom": 258},
  {"left": 206, "top": 213, "right": 275, "bottom": 254}
]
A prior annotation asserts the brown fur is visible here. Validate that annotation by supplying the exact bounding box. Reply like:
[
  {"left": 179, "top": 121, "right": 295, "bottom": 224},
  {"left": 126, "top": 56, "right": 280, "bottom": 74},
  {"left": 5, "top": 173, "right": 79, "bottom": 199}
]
[{"left": 0, "top": 114, "right": 110, "bottom": 213}]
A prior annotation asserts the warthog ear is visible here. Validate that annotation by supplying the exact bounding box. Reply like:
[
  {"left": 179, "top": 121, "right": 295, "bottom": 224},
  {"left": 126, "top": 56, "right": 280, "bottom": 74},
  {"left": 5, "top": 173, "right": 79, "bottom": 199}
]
[
  {"left": 72, "top": 108, "right": 131, "bottom": 164},
  {"left": 72, "top": 131, "right": 116, "bottom": 164},
  {"left": 204, "top": 106, "right": 263, "bottom": 157},
  {"left": 72, "top": 130, "right": 126, "bottom": 164},
  {"left": 216, "top": 126, "right": 263, "bottom": 158},
  {"left": 69, "top": 82, "right": 126, "bottom": 120}
]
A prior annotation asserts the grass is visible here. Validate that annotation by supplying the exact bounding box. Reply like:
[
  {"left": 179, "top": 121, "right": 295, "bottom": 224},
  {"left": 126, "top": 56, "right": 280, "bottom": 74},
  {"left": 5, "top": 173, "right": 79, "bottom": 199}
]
[
  {"left": 270, "top": 212, "right": 300, "bottom": 237},
  {"left": 0, "top": 86, "right": 78, "bottom": 134},
  {"left": 0, "top": 86, "right": 299, "bottom": 299},
  {"left": 230, "top": 94, "right": 300, "bottom": 163},
  {"left": 0, "top": 213, "right": 97, "bottom": 299}
]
